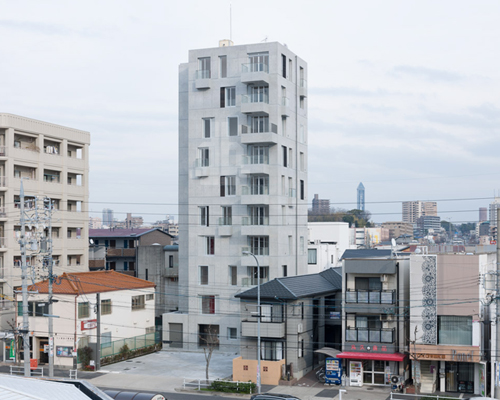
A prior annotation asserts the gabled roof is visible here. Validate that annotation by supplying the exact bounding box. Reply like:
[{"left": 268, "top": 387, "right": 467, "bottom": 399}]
[
  {"left": 341, "top": 249, "right": 392, "bottom": 260},
  {"left": 89, "top": 228, "right": 172, "bottom": 238},
  {"left": 235, "top": 268, "right": 342, "bottom": 301},
  {"left": 27, "top": 270, "right": 155, "bottom": 295}
]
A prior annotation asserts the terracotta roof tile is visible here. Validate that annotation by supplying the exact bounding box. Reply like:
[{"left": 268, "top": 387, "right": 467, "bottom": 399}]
[{"left": 28, "top": 270, "right": 155, "bottom": 295}]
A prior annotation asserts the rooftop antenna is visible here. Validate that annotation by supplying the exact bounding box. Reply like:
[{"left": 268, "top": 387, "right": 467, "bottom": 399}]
[{"left": 261, "top": 36, "right": 268, "bottom": 42}]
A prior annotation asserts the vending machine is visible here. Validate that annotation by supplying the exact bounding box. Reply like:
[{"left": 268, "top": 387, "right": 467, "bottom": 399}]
[
  {"left": 349, "top": 361, "right": 363, "bottom": 387},
  {"left": 325, "top": 357, "right": 342, "bottom": 385}
]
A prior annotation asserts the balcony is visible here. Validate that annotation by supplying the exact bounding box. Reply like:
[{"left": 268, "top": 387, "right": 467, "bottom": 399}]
[
  {"left": 240, "top": 124, "right": 279, "bottom": 145},
  {"left": 217, "top": 217, "right": 232, "bottom": 237},
  {"left": 194, "top": 158, "right": 209, "bottom": 178},
  {"left": 107, "top": 248, "right": 136, "bottom": 258},
  {"left": 195, "top": 69, "right": 211, "bottom": 89},
  {"left": 299, "top": 79, "right": 307, "bottom": 97},
  {"left": 240, "top": 94, "right": 270, "bottom": 115},
  {"left": 242, "top": 321, "right": 285, "bottom": 338},
  {"left": 346, "top": 290, "right": 396, "bottom": 304},
  {"left": 0, "top": 146, "right": 6, "bottom": 157},
  {"left": 241, "top": 156, "right": 270, "bottom": 175},
  {"left": 0, "top": 177, "right": 5, "bottom": 189},
  {"left": 345, "top": 327, "right": 395, "bottom": 344},
  {"left": 241, "top": 63, "right": 269, "bottom": 85}
]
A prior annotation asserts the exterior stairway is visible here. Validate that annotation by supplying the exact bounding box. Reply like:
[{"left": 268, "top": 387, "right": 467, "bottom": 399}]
[{"left": 419, "top": 360, "right": 436, "bottom": 393}]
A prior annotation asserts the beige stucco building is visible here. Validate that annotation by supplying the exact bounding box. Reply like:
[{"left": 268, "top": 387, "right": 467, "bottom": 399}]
[{"left": 0, "top": 113, "right": 90, "bottom": 330}]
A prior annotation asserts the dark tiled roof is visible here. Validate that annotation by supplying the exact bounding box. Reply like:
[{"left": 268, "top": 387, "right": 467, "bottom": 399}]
[
  {"left": 236, "top": 268, "right": 342, "bottom": 301},
  {"left": 341, "top": 249, "right": 392, "bottom": 260},
  {"left": 89, "top": 228, "right": 171, "bottom": 238}
]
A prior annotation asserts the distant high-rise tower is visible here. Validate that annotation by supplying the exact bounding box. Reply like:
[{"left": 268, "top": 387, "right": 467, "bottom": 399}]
[
  {"left": 312, "top": 194, "right": 330, "bottom": 214},
  {"left": 402, "top": 201, "right": 437, "bottom": 224},
  {"left": 479, "top": 207, "right": 487, "bottom": 222},
  {"left": 102, "top": 208, "right": 114, "bottom": 226},
  {"left": 357, "top": 182, "right": 365, "bottom": 211}
]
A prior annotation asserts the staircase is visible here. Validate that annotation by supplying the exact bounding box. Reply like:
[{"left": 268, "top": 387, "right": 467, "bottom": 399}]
[{"left": 419, "top": 360, "right": 436, "bottom": 393}]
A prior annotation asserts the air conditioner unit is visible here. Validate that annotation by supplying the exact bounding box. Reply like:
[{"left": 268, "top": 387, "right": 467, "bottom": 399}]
[
  {"left": 297, "top": 323, "right": 303, "bottom": 333},
  {"left": 380, "top": 275, "right": 388, "bottom": 282},
  {"left": 390, "top": 375, "right": 402, "bottom": 385},
  {"left": 380, "top": 314, "right": 392, "bottom": 322}
]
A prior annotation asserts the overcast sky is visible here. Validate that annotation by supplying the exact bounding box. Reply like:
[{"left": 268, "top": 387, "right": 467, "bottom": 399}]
[{"left": 1, "top": 0, "right": 499, "bottom": 224}]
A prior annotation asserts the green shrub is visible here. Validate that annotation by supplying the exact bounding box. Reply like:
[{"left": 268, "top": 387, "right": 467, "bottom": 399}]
[{"left": 209, "top": 380, "right": 256, "bottom": 394}]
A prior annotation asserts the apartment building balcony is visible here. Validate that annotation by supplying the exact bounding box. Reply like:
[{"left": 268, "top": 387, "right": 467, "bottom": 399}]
[
  {"left": 66, "top": 156, "right": 85, "bottom": 170},
  {"left": 240, "top": 124, "right": 278, "bottom": 145},
  {"left": 0, "top": 207, "right": 6, "bottom": 220},
  {"left": 195, "top": 69, "right": 211, "bottom": 89},
  {"left": 194, "top": 158, "right": 209, "bottom": 177},
  {"left": 66, "top": 238, "right": 84, "bottom": 250},
  {"left": 240, "top": 156, "right": 270, "bottom": 175},
  {"left": 242, "top": 320, "right": 285, "bottom": 339},
  {"left": 0, "top": 237, "right": 6, "bottom": 251},
  {"left": 280, "top": 97, "right": 290, "bottom": 116},
  {"left": 0, "top": 146, "right": 6, "bottom": 157},
  {"left": 345, "top": 327, "right": 395, "bottom": 344},
  {"left": 217, "top": 217, "right": 233, "bottom": 237},
  {"left": 240, "top": 246, "right": 269, "bottom": 266},
  {"left": 240, "top": 185, "right": 270, "bottom": 205},
  {"left": 107, "top": 248, "right": 136, "bottom": 258},
  {"left": 240, "top": 94, "right": 270, "bottom": 115},
  {"left": 66, "top": 183, "right": 86, "bottom": 197},
  {"left": 241, "top": 217, "right": 269, "bottom": 236},
  {"left": 89, "top": 259, "right": 105, "bottom": 270},
  {"left": 0, "top": 176, "right": 6, "bottom": 190},
  {"left": 241, "top": 63, "right": 269, "bottom": 85},
  {"left": 345, "top": 289, "right": 396, "bottom": 313}
]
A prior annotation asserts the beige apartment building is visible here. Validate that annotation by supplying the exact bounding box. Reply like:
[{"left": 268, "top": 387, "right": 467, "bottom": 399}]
[
  {"left": 402, "top": 201, "right": 437, "bottom": 224},
  {"left": 0, "top": 113, "right": 90, "bottom": 330}
]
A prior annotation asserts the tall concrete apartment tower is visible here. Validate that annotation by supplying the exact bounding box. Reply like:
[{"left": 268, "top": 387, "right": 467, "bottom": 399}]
[
  {"left": 0, "top": 114, "right": 90, "bottom": 329},
  {"left": 357, "top": 182, "right": 365, "bottom": 211},
  {"left": 402, "top": 200, "right": 437, "bottom": 224},
  {"left": 167, "top": 41, "right": 308, "bottom": 352}
]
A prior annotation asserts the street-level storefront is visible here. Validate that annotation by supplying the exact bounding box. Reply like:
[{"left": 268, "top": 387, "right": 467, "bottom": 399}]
[
  {"left": 337, "top": 351, "right": 406, "bottom": 386},
  {"left": 410, "top": 345, "right": 484, "bottom": 395}
]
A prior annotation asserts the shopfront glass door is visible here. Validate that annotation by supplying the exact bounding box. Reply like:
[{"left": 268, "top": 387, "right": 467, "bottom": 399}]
[{"left": 362, "top": 360, "right": 388, "bottom": 385}]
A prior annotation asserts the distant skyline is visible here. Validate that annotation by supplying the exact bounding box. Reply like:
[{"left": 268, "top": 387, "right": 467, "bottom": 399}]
[{"left": 1, "top": 0, "right": 499, "bottom": 224}]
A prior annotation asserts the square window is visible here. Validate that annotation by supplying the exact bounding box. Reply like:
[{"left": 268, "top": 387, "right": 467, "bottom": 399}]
[
  {"left": 132, "top": 295, "right": 145, "bottom": 310},
  {"left": 201, "top": 295, "right": 216, "bottom": 314},
  {"left": 243, "top": 365, "right": 248, "bottom": 371},
  {"left": 101, "top": 299, "right": 112, "bottom": 315},
  {"left": 78, "top": 302, "right": 89, "bottom": 319},
  {"left": 228, "top": 327, "right": 237, "bottom": 339}
]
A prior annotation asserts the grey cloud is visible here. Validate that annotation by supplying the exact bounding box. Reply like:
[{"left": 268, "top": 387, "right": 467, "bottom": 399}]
[
  {"left": 392, "top": 65, "right": 462, "bottom": 82},
  {"left": 309, "top": 86, "right": 392, "bottom": 97},
  {"left": 0, "top": 19, "right": 101, "bottom": 37},
  {"left": 425, "top": 110, "right": 499, "bottom": 129},
  {"left": 468, "top": 103, "right": 500, "bottom": 121}
]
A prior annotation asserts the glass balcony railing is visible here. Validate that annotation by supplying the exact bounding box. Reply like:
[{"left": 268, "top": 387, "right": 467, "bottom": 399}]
[
  {"left": 346, "top": 327, "right": 395, "bottom": 343},
  {"left": 242, "top": 216, "right": 269, "bottom": 226},
  {"left": 218, "top": 216, "right": 232, "bottom": 226},
  {"left": 242, "top": 63, "right": 269, "bottom": 73},
  {"left": 242, "top": 155, "right": 269, "bottom": 165},
  {"left": 196, "top": 69, "right": 211, "bottom": 79},
  {"left": 281, "top": 97, "right": 289, "bottom": 107},
  {"left": 241, "top": 124, "right": 278, "bottom": 134},
  {"left": 241, "top": 94, "right": 269, "bottom": 104},
  {"left": 300, "top": 79, "right": 307, "bottom": 88},
  {"left": 345, "top": 289, "right": 396, "bottom": 304},
  {"left": 241, "top": 185, "right": 269, "bottom": 196}
]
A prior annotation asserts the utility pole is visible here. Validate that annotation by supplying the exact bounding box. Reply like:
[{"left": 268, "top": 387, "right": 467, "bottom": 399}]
[
  {"left": 19, "top": 181, "right": 31, "bottom": 377},
  {"left": 96, "top": 292, "right": 101, "bottom": 371},
  {"left": 496, "top": 211, "right": 500, "bottom": 399},
  {"left": 45, "top": 198, "right": 55, "bottom": 378}
]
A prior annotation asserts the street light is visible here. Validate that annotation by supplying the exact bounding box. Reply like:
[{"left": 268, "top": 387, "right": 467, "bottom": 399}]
[{"left": 243, "top": 250, "right": 261, "bottom": 394}]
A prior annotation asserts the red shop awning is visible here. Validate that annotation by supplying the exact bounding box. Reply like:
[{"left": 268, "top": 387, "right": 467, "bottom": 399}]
[{"left": 336, "top": 352, "right": 406, "bottom": 362}]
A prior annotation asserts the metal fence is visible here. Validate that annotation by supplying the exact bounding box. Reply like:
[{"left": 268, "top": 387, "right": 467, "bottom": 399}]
[
  {"left": 389, "top": 394, "right": 465, "bottom": 400},
  {"left": 101, "top": 331, "right": 160, "bottom": 357},
  {"left": 183, "top": 379, "right": 255, "bottom": 394}
]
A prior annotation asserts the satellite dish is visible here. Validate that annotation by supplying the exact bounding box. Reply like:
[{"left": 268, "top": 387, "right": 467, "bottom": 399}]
[
  {"left": 89, "top": 239, "right": 94, "bottom": 245},
  {"left": 391, "top": 238, "right": 396, "bottom": 247}
]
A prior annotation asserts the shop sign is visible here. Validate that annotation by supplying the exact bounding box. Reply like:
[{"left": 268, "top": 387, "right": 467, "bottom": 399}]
[
  {"left": 81, "top": 319, "right": 97, "bottom": 330},
  {"left": 349, "top": 344, "right": 390, "bottom": 352}
]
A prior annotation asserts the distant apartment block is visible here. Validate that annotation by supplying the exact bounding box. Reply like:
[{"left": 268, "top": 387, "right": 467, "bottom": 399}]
[
  {"left": 125, "top": 213, "right": 144, "bottom": 229},
  {"left": 102, "top": 208, "right": 113, "bottom": 226},
  {"left": 402, "top": 201, "right": 437, "bottom": 224},
  {"left": 479, "top": 207, "right": 487, "bottom": 222},
  {"left": 381, "top": 221, "right": 413, "bottom": 239},
  {"left": 89, "top": 216, "right": 102, "bottom": 229},
  {"left": 416, "top": 215, "right": 441, "bottom": 232},
  {"left": 0, "top": 113, "right": 90, "bottom": 329},
  {"left": 311, "top": 193, "right": 330, "bottom": 214}
]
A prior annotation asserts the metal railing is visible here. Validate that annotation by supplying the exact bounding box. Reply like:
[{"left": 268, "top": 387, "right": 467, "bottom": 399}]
[
  {"left": 100, "top": 331, "right": 160, "bottom": 358},
  {"left": 345, "top": 327, "right": 395, "bottom": 343},
  {"left": 345, "top": 289, "right": 396, "bottom": 304},
  {"left": 0, "top": 146, "right": 5, "bottom": 156},
  {"left": 0, "top": 176, "right": 6, "bottom": 186},
  {"left": 10, "top": 365, "right": 44, "bottom": 376},
  {"left": 281, "top": 97, "right": 289, "bottom": 106},
  {"left": 241, "top": 123, "right": 278, "bottom": 134},
  {"left": 242, "top": 63, "right": 269, "bottom": 73},
  {"left": 183, "top": 378, "right": 255, "bottom": 393},
  {"left": 389, "top": 394, "right": 458, "bottom": 400},
  {"left": 218, "top": 216, "right": 232, "bottom": 226},
  {"left": 242, "top": 216, "right": 269, "bottom": 226}
]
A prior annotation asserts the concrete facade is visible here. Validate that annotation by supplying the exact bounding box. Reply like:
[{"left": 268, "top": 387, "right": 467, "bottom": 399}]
[
  {"left": 166, "top": 41, "right": 308, "bottom": 353},
  {"left": 402, "top": 201, "right": 437, "bottom": 224},
  {"left": 0, "top": 113, "right": 90, "bottom": 330}
]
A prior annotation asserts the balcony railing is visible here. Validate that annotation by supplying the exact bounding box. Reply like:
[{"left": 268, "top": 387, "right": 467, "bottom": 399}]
[
  {"left": 242, "top": 63, "right": 269, "bottom": 73},
  {"left": 241, "top": 94, "right": 269, "bottom": 104},
  {"left": 241, "top": 185, "right": 269, "bottom": 196},
  {"left": 0, "top": 176, "right": 6, "bottom": 187},
  {"left": 218, "top": 216, "right": 232, "bottom": 226},
  {"left": 195, "top": 158, "right": 209, "bottom": 167},
  {"left": 289, "top": 188, "right": 296, "bottom": 198},
  {"left": 0, "top": 146, "right": 5, "bottom": 156},
  {"left": 345, "top": 289, "right": 396, "bottom": 304},
  {"left": 241, "top": 124, "right": 278, "bottom": 134},
  {"left": 300, "top": 79, "right": 307, "bottom": 88},
  {"left": 196, "top": 69, "right": 211, "bottom": 79},
  {"left": 242, "top": 155, "right": 269, "bottom": 165},
  {"left": 242, "top": 216, "right": 269, "bottom": 226},
  {"left": 346, "top": 327, "right": 395, "bottom": 343},
  {"left": 281, "top": 97, "right": 289, "bottom": 107}
]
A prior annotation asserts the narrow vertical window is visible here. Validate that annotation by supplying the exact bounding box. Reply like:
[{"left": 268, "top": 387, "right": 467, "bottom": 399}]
[
  {"left": 221, "top": 87, "right": 235, "bottom": 107},
  {"left": 282, "top": 265, "right": 287, "bottom": 277},
  {"left": 300, "top": 180, "right": 305, "bottom": 200},
  {"left": 282, "top": 146, "right": 287, "bottom": 167},
  {"left": 300, "top": 152, "right": 305, "bottom": 171},
  {"left": 229, "top": 266, "right": 237, "bottom": 286},
  {"left": 206, "top": 237, "right": 215, "bottom": 255},
  {"left": 282, "top": 54, "right": 286, "bottom": 78},
  {"left": 289, "top": 59, "right": 292, "bottom": 81},
  {"left": 203, "top": 118, "right": 212, "bottom": 138},
  {"left": 198, "top": 57, "right": 211, "bottom": 79},
  {"left": 288, "top": 148, "right": 293, "bottom": 168},
  {"left": 281, "top": 116, "right": 287, "bottom": 136},
  {"left": 200, "top": 266, "right": 208, "bottom": 285},
  {"left": 228, "top": 117, "right": 238, "bottom": 136},
  {"left": 219, "top": 55, "right": 227, "bottom": 78},
  {"left": 200, "top": 206, "right": 209, "bottom": 226}
]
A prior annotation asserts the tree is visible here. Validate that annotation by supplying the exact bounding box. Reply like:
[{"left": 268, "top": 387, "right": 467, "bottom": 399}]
[{"left": 199, "top": 325, "right": 219, "bottom": 381}]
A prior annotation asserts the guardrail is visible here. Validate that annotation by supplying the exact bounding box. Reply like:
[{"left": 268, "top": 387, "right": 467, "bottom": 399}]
[
  {"left": 389, "top": 394, "right": 458, "bottom": 399},
  {"left": 183, "top": 378, "right": 255, "bottom": 394},
  {"left": 10, "top": 365, "right": 44, "bottom": 376}
]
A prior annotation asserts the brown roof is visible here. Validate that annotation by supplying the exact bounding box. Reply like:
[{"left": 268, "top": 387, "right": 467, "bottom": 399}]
[{"left": 28, "top": 270, "right": 155, "bottom": 295}]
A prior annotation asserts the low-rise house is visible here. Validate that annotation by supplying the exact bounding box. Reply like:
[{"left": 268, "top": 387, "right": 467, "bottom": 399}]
[
  {"left": 233, "top": 268, "right": 342, "bottom": 385},
  {"left": 15, "top": 270, "right": 155, "bottom": 368},
  {"left": 339, "top": 252, "right": 410, "bottom": 387},
  {"left": 89, "top": 228, "right": 173, "bottom": 276}
]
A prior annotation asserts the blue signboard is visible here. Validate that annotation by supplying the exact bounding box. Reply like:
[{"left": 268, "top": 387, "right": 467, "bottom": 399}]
[{"left": 325, "top": 357, "right": 342, "bottom": 385}]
